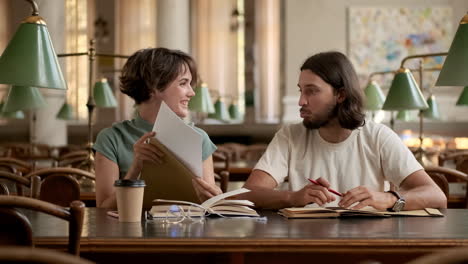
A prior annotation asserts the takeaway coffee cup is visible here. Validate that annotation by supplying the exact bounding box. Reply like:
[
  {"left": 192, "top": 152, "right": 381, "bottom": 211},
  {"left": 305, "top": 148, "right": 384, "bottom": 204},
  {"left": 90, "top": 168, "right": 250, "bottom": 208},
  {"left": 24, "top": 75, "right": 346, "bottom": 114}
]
[{"left": 114, "top": 179, "right": 146, "bottom": 222}]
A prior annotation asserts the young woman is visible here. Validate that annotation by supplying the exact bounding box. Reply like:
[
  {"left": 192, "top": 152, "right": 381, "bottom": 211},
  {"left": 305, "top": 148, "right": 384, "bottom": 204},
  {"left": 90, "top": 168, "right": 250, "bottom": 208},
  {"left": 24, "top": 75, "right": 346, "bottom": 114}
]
[{"left": 93, "top": 48, "right": 222, "bottom": 209}]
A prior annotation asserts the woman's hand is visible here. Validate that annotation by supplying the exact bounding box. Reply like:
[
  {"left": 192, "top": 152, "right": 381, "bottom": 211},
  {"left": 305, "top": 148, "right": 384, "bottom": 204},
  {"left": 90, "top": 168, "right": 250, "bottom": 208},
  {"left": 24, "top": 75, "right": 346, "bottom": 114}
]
[
  {"left": 192, "top": 177, "right": 223, "bottom": 202},
  {"left": 131, "top": 131, "right": 165, "bottom": 172}
]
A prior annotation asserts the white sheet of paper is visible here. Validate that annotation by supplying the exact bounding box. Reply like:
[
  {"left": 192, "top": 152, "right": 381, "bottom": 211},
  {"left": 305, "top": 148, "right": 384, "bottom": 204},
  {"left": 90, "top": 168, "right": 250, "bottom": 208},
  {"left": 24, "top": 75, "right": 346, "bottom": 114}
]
[{"left": 152, "top": 102, "right": 202, "bottom": 177}]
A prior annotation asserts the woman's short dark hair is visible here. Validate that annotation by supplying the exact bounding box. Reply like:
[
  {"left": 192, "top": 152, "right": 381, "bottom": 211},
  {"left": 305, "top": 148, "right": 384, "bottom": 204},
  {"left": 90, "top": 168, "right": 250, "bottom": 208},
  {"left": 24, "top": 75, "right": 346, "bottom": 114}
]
[
  {"left": 300, "top": 51, "right": 365, "bottom": 130},
  {"left": 120, "top": 48, "right": 198, "bottom": 104}
]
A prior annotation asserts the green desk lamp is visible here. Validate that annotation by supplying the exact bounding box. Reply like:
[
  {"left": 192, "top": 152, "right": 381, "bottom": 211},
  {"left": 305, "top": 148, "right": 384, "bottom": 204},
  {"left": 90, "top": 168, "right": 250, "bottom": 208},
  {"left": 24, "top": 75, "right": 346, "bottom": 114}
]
[
  {"left": 422, "top": 95, "right": 441, "bottom": 120},
  {"left": 364, "top": 80, "right": 385, "bottom": 120},
  {"left": 93, "top": 78, "right": 117, "bottom": 108},
  {"left": 456, "top": 86, "right": 468, "bottom": 106},
  {"left": 56, "top": 101, "right": 75, "bottom": 120},
  {"left": 436, "top": 12, "right": 468, "bottom": 87},
  {"left": 209, "top": 97, "right": 230, "bottom": 122},
  {"left": 0, "top": 0, "right": 66, "bottom": 89},
  {"left": 396, "top": 110, "right": 415, "bottom": 122},
  {"left": 0, "top": 101, "right": 25, "bottom": 119},
  {"left": 189, "top": 82, "right": 215, "bottom": 123}
]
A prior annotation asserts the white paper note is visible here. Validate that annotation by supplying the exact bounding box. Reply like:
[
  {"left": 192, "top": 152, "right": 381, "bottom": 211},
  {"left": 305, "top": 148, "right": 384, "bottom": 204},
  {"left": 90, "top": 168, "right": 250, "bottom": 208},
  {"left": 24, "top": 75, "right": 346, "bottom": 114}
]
[{"left": 152, "top": 102, "right": 202, "bottom": 177}]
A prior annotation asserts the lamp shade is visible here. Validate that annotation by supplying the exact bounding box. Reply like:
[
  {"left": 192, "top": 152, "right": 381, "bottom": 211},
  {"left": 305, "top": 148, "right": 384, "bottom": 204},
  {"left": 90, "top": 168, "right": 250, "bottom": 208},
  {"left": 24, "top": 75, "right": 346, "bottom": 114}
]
[
  {"left": 93, "top": 79, "right": 117, "bottom": 108},
  {"left": 0, "top": 102, "right": 25, "bottom": 119},
  {"left": 396, "top": 110, "right": 414, "bottom": 122},
  {"left": 436, "top": 13, "right": 468, "bottom": 86},
  {"left": 56, "top": 101, "right": 75, "bottom": 120},
  {"left": 382, "top": 68, "right": 429, "bottom": 110},
  {"left": 456, "top": 86, "right": 468, "bottom": 106},
  {"left": 364, "top": 81, "right": 385, "bottom": 110},
  {"left": 0, "top": 16, "right": 66, "bottom": 89},
  {"left": 228, "top": 102, "right": 241, "bottom": 120},
  {"left": 422, "top": 95, "right": 441, "bottom": 120},
  {"left": 3, "top": 86, "right": 47, "bottom": 112},
  {"left": 208, "top": 98, "right": 230, "bottom": 121},
  {"left": 189, "top": 83, "right": 215, "bottom": 113}
]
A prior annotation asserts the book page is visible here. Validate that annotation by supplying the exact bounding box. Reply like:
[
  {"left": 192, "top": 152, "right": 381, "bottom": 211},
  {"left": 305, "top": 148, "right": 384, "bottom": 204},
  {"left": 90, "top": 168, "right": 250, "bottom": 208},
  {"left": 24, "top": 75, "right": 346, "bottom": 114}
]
[
  {"left": 152, "top": 102, "right": 202, "bottom": 177},
  {"left": 201, "top": 188, "right": 251, "bottom": 208}
]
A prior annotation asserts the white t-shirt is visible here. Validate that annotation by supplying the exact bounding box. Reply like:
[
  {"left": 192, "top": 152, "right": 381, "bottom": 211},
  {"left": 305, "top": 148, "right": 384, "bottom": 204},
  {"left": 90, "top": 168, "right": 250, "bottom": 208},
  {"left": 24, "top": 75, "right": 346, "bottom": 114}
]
[{"left": 254, "top": 120, "right": 422, "bottom": 206}]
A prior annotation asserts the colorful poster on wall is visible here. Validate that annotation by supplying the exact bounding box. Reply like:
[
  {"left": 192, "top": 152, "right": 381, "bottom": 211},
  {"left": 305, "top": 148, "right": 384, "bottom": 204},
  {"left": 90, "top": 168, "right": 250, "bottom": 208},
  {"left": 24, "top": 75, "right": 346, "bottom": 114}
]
[{"left": 348, "top": 7, "right": 452, "bottom": 90}]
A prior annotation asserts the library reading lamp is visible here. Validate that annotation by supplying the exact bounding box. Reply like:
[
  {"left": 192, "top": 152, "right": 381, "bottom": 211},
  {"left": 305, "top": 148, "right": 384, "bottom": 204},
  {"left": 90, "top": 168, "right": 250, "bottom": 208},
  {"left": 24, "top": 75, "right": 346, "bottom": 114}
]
[
  {"left": 188, "top": 82, "right": 215, "bottom": 123},
  {"left": 57, "top": 40, "right": 128, "bottom": 171},
  {"left": 0, "top": 0, "right": 66, "bottom": 154}
]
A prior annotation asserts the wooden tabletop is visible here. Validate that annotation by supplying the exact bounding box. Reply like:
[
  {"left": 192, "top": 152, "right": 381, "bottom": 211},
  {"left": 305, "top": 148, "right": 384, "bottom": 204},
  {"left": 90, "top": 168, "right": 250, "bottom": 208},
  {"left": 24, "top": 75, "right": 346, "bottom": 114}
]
[{"left": 23, "top": 208, "right": 468, "bottom": 264}]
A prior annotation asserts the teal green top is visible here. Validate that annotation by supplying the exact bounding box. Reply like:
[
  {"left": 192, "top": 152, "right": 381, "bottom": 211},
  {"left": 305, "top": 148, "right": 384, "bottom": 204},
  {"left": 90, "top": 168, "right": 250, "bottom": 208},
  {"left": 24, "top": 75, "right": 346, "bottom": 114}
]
[{"left": 93, "top": 114, "right": 217, "bottom": 179}]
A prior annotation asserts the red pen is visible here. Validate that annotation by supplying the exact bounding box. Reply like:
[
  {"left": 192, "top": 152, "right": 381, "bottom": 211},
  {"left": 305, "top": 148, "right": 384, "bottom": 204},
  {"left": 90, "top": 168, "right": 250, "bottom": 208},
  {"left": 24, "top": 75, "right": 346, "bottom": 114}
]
[{"left": 308, "top": 179, "right": 343, "bottom": 197}]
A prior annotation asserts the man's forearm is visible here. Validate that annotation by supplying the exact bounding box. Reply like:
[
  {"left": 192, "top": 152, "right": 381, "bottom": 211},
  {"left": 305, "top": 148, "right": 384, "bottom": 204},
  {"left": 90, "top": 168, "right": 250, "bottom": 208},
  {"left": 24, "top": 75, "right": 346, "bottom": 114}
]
[
  {"left": 401, "top": 185, "right": 447, "bottom": 210},
  {"left": 237, "top": 186, "right": 294, "bottom": 209}
]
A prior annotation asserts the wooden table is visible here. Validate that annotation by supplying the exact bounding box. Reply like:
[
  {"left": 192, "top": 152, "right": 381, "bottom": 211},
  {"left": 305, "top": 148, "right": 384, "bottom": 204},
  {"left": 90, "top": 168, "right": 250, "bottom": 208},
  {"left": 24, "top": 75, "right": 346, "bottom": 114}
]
[{"left": 24, "top": 208, "right": 468, "bottom": 264}]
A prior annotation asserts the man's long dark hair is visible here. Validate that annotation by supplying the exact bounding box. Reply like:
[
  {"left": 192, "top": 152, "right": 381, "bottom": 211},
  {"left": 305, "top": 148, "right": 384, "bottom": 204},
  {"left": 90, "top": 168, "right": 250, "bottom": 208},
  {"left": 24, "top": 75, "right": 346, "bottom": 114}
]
[{"left": 300, "top": 51, "right": 365, "bottom": 130}]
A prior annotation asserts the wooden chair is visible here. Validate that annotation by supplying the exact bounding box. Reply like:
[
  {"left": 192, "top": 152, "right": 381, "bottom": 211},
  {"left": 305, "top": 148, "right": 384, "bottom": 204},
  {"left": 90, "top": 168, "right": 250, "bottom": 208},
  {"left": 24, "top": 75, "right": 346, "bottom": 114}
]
[
  {"left": 425, "top": 166, "right": 468, "bottom": 208},
  {"left": 0, "top": 157, "right": 34, "bottom": 175},
  {"left": 218, "top": 143, "right": 247, "bottom": 162},
  {"left": 0, "top": 171, "right": 40, "bottom": 197},
  {"left": 242, "top": 143, "right": 268, "bottom": 162},
  {"left": 439, "top": 150, "right": 468, "bottom": 174},
  {"left": 0, "top": 196, "right": 85, "bottom": 255},
  {"left": 25, "top": 167, "right": 95, "bottom": 207},
  {"left": 405, "top": 246, "right": 468, "bottom": 264},
  {"left": 213, "top": 150, "right": 230, "bottom": 193},
  {"left": 3, "top": 143, "right": 53, "bottom": 160},
  {"left": 0, "top": 246, "right": 95, "bottom": 264}
]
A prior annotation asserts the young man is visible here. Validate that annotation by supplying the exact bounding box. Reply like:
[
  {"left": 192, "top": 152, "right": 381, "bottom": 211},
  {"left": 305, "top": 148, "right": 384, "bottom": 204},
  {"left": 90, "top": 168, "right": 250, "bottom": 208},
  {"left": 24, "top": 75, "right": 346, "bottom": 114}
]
[{"left": 241, "top": 51, "right": 446, "bottom": 211}]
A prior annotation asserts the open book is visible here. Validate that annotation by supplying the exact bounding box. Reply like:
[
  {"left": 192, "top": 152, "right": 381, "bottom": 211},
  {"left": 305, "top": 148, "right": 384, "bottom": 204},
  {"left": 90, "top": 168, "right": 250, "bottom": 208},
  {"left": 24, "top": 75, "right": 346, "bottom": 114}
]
[
  {"left": 278, "top": 207, "right": 444, "bottom": 219},
  {"left": 149, "top": 188, "right": 259, "bottom": 218}
]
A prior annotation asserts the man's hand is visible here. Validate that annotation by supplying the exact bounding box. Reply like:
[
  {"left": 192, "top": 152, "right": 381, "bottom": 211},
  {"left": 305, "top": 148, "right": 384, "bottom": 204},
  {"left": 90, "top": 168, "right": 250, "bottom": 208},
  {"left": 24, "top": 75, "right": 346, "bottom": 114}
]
[
  {"left": 338, "top": 186, "right": 396, "bottom": 210},
  {"left": 289, "top": 177, "right": 336, "bottom": 207}
]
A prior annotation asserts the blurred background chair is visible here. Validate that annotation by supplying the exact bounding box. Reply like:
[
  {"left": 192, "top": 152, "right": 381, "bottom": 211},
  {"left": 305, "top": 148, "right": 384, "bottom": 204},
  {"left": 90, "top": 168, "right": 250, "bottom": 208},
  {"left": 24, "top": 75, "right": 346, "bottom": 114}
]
[
  {"left": 212, "top": 150, "right": 230, "bottom": 193},
  {"left": 425, "top": 165, "right": 468, "bottom": 208},
  {"left": 242, "top": 143, "right": 268, "bottom": 162},
  {"left": 405, "top": 246, "right": 468, "bottom": 264},
  {"left": 25, "top": 167, "right": 94, "bottom": 207},
  {"left": 0, "top": 171, "right": 40, "bottom": 197},
  {"left": 0, "top": 157, "right": 34, "bottom": 175},
  {"left": 439, "top": 150, "right": 468, "bottom": 174},
  {"left": 0, "top": 246, "right": 95, "bottom": 264},
  {"left": 0, "top": 196, "right": 85, "bottom": 255}
]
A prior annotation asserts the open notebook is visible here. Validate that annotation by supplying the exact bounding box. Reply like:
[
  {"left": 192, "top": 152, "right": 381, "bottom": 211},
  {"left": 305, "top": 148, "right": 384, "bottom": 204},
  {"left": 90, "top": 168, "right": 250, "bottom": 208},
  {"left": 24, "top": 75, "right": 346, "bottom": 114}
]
[{"left": 278, "top": 207, "right": 444, "bottom": 219}]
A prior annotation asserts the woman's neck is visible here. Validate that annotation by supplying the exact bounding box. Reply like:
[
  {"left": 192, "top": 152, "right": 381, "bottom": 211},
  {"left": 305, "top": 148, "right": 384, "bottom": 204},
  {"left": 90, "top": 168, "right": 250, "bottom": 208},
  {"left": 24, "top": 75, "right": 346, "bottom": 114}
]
[{"left": 138, "top": 100, "right": 161, "bottom": 124}]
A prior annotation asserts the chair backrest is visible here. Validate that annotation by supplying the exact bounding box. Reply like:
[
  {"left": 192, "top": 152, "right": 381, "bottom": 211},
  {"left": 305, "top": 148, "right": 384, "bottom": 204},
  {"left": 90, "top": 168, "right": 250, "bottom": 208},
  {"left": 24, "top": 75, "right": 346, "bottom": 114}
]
[
  {"left": 0, "top": 157, "right": 34, "bottom": 175},
  {"left": 0, "top": 171, "right": 40, "bottom": 198},
  {"left": 24, "top": 168, "right": 93, "bottom": 206},
  {"left": 425, "top": 166, "right": 468, "bottom": 208},
  {"left": 405, "top": 246, "right": 468, "bottom": 264},
  {"left": 0, "top": 246, "right": 95, "bottom": 264},
  {"left": 242, "top": 144, "right": 268, "bottom": 162},
  {"left": 0, "top": 196, "right": 85, "bottom": 255},
  {"left": 0, "top": 208, "right": 33, "bottom": 246},
  {"left": 439, "top": 150, "right": 468, "bottom": 174},
  {"left": 218, "top": 143, "right": 247, "bottom": 162},
  {"left": 213, "top": 150, "right": 230, "bottom": 193}
]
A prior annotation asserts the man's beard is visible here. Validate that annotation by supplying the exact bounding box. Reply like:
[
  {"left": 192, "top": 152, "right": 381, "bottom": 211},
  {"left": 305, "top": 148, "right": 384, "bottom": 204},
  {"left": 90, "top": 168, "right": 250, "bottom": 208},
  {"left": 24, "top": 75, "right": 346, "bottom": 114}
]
[{"left": 302, "top": 101, "right": 338, "bottom": 130}]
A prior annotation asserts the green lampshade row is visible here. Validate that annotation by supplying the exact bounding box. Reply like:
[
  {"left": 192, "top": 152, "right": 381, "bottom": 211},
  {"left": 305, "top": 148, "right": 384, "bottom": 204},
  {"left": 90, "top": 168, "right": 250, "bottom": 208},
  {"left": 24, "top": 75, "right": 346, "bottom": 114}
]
[
  {"left": 396, "top": 110, "right": 414, "bottom": 122},
  {"left": 3, "top": 86, "right": 47, "bottom": 112},
  {"left": 0, "top": 22, "right": 66, "bottom": 89},
  {"left": 208, "top": 99, "right": 230, "bottom": 121},
  {"left": 456, "top": 86, "right": 468, "bottom": 106},
  {"left": 0, "top": 102, "right": 25, "bottom": 119},
  {"left": 93, "top": 80, "right": 117, "bottom": 108},
  {"left": 382, "top": 70, "right": 429, "bottom": 111},
  {"left": 228, "top": 103, "right": 241, "bottom": 120},
  {"left": 56, "top": 102, "right": 74, "bottom": 120},
  {"left": 188, "top": 85, "right": 215, "bottom": 113},
  {"left": 422, "top": 95, "right": 441, "bottom": 120},
  {"left": 436, "top": 23, "right": 468, "bottom": 86},
  {"left": 364, "top": 81, "right": 385, "bottom": 110}
]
